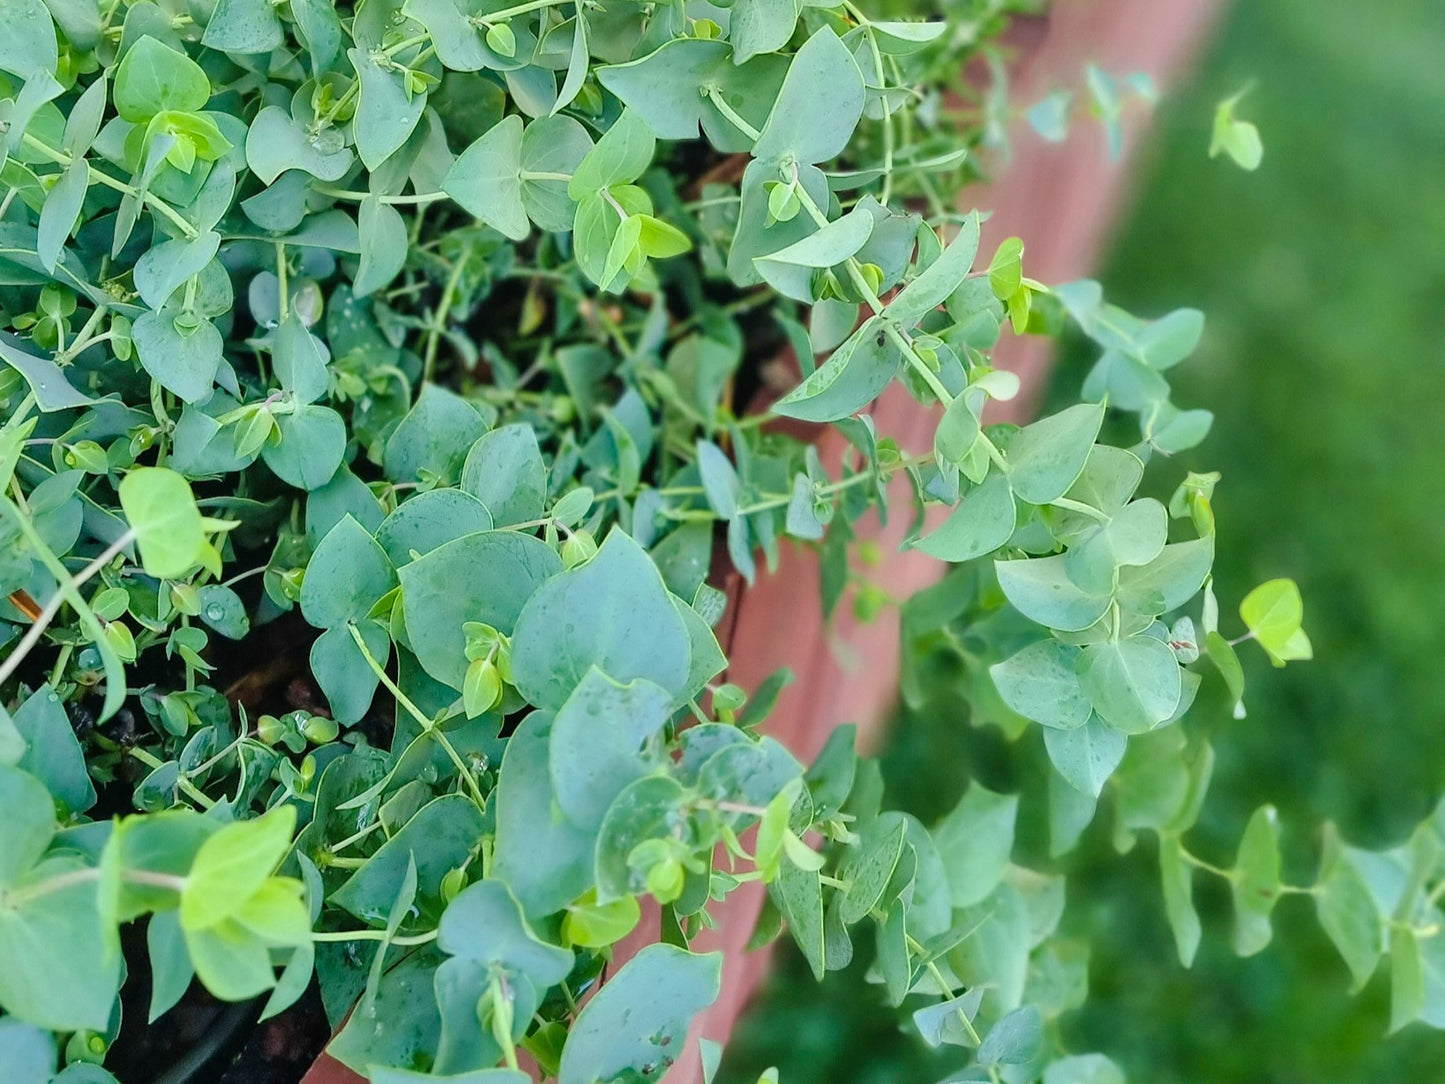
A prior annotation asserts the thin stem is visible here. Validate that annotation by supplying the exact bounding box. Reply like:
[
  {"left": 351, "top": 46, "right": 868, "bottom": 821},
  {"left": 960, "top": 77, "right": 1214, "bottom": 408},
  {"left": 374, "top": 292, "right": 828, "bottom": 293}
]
[
  {"left": 276, "top": 243, "right": 290, "bottom": 326},
  {"left": 705, "top": 87, "right": 761, "bottom": 142},
  {"left": 21, "top": 133, "right": 199, "bottom": 239},
  {"left": 423, "top": 250, "right": 468, "bottom": 383},
  {"left": 312, "top": 928, "right": 439, "bottom": 946},
  {"left": 128, "top": 746, "right": 217, "bottom": 809},
  {"left": 1178, "top": 846, "right": 1237, "bottom": 882},
  {"left": 1052, "top": 497, "right": 1110, "bottom": 523},
  {"left": 314, "top": 187, "right": 450, "bottom": 206},
  {"left": 346, "top": 623, "right": 487, "bottom": 807},
  {"left": 472, "top": 0, "right": 571, "bottom": 24},
  {"left": 0, "top": 527, "right": 136, "bottom": 690},
  {"left": 790, "top": 173, "right": 953, "bottom": 404}
]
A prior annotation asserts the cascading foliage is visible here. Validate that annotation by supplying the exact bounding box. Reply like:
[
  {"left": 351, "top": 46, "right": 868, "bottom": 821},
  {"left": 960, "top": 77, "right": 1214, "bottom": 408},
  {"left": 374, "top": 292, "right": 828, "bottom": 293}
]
[{"left": 0, "top": 0, "right": 1426, "bottom": 1082}]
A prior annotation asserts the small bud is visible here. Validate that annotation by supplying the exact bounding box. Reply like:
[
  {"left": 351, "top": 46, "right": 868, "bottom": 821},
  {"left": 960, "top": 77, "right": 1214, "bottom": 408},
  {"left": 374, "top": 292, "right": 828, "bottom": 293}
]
[{"left": 561, "top": 528, "right": 598, "bottom": 568}]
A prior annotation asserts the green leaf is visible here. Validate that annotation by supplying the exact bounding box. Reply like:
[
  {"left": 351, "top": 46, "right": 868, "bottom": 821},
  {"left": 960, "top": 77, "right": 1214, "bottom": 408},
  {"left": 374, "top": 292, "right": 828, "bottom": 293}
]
[
  {"left": 549, "top": 667, "right": 672, "bottom": 829},
  {"left": 461, "top": 423, "right": 548, "bottom": 526},
  {"left": 202, "top": 0, "right": 283, "bottom": 53},
  {"left": 772, "top": 317, "right": 901, "bottom": 422},
  {"left": 519, "top": 115, "right": 592, "bottom": 230},
  {"left": 386, "top": 384, "right": 490, "bottom": 486},
  {"left": 557, "top": 945, "right": 722, "bottom": 1084},
  {"left": 133, "top": 231, "right": 222, "bottom": 311},
  {"left": 1043, "top": 716, "right": 1127, "bottom": 799},
  {"left": 1231, "top": 805, "right": 1281, "bottom": 957},
  {"left": 887, "top": 212, "right": 981, "bottom": 328},
  {"left": 947, "top": 882, "right": 1030, "bottom": 1014},
  {"left": 1003, "top": 402, "right": 1105, "bottom": 504},
  {"left": 118, "top": 467, "right": 206, "bottom": 579},
  {"left": 731, "top": 0, "right": 800, "bottom": 64},
  {"left": 567, "top": 109, "right": 655, "bottom": 199},
  {"left": 0, "top": 332, "right": 100, "bottom": 412},
  {"left": 300, "top": 515, "right": 397, "bottom": 628},
  {"left": 913, "top": 470, "right": 1016, "bottom": 562},
  {"left": 0, "top": 0, "right": 57, "bottom": 80},
  {"left": 36, "top": 159, "right": 88, "bottom": 273},
  {"left": 988, "top": 236, "right": 1024, "bottom": 299},
  {"left": 355, "top": 196, "right": 410, "bottom": 296},
  {"left": 326, "top": 946, "right": 444, "bottom": 1074},
  {"left": 837, "top": 811, "right": 906, "bottom": 924},
  {"left": 0, "top": 855, "right": 122, "bottom": 1030},
  {"left": 113, "top": 37, "right": 209, "bottom": 122},
  {"left": 754, "top": 205, "right": 874, "bottom": 302},
  {"left": 1390, "top": 925, "right": 1424, "bottom": 1033},
  {"left": 180, "top": 806, "right": 295, "bottom": 930},
  {"left": 979, "top": 1005, "right": 1043, "bottom": 1066},
  {"left": 991, "top": 639, "right": 1091, "bottom": 730},
  {"left": 332, "top": 795, "right": 486, "bottom": 925},
  {"left": 1240, "top": 578, "right": 1312, "bottom": 664},
  {"left": 0, "top": 1017, "right": 55, "bottom": 1081},
  {"left": 1117, "top": 537, "right": 1215, "bottom": 617},
  {"left": 245, "top": 106, "right": 355, "bottom": 184},
  {"left": 262, "top": 404, "right": 346, "bottom": 490},
  {"left": 931, "top": 785, "right": 1017, "bottom": 908},
  {"left": 752, "top": 27, "right": 865, "bottom": 165},
  {"left": 1064, "top": 497, "right": 1168, "bottom": 595},
  {"left": 349, "top": 46, "right": 427, "bottom": 169},
  {"left": 0, "top": 763, "right": 55, "bottom": 888},
  {"left": 493, "top": 711, "right": 596, "bottom": 919},
  {"left": 1026, "top": 90, "right": 1073, "bottom": 143},
  {"left": 1210, "top": 93, "right": 1263, "bottom": 171},
  {"left": 1044, "top": 1054, "right": 1126, "bottom": 1084},
  {"left": 1136, "top": 308, "right": 1205, "bottom": 370},
  {"left": 995, "top": 554, "right": 1111, "bottom": 632},
  {"left": 595, "top": 775, "right": 690, "bottom": 901},
  {"left": 375, "top": 489, "right": 493, "bottom": 567},
  {"left": 597, "top": 40, "right": 788, "bottom": 153},
  {"left": 438, "top": 880, "right": 573, "bottom": 986},
  {"left": 1313, "top": 822, "right": 1382, "bottom": 992},
  {"left": 310, "top": 621, "right": 389, "bottom": 725},
  {"left": 444, "top": 115, "right": 530, "bottom": 241},
  {"left": 511, "top": 529, "right": 692, "bottom": 711},
  {"left": 563, "top": 890, "right": 640, "bottom": 948},
  {"left": 272, "top": 314, "right": 330, "bottom": 404},
  {"left": 696, "top": 439, "right": 740, "bottom": 520},
  {"left": 12, "top": 684, "right": 95, "bottom": 815},
  {"left": 770, "top": 861, "right": 825, "bottom": 980},
  {"left": 131, "top": 306, "right": 223, "bottom": 403},
  {"left": 399, "top": 529, "right": 559, "bottom": 688},
  {"left": 1159, "top": 834, "right": 1201, "bottom": 966},
  {"left": 1077, "top": 633, "right": 1182, "bottom": 734},
  {"left": 913, "top": 987, "right": 984, "bottom": 1048}
]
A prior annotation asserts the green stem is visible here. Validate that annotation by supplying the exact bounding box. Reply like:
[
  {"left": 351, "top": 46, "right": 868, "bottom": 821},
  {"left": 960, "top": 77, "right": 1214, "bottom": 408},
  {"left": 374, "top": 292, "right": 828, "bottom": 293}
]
[
  {"left": 315, "top": 187, "right": 450, "bottom": 206},
  {"left": 0, "top": 520, "right": 135, "bottom": 694},
  {"left": 1052, "top": 497, "right": 1110, "bottom": 523},
  {"left": 705, "top": 87, "right": 761, "bottom": 142},
  {"left": 21, "top": 133, "right": 199, "bottom": 240},
  {"left": 423, "top": 251, "right": 468, "bottom": 383},
  {"left": 473, "top": 0, "right": 571, "bottom": 25},
  {"left": 346, "top": 623, "right": 487, "bottom": 808},
  {"left": 276, "top": 243, "right": 290, "bottom": 326},
  {"left": 790, "top": 173, "right": 953, "bottom": 404},
  {"left": 312, "top": 928, "right": 439, "bottom": 945},
  {"left": 128, "top": 746, "right": 217, "bottom": 809}
]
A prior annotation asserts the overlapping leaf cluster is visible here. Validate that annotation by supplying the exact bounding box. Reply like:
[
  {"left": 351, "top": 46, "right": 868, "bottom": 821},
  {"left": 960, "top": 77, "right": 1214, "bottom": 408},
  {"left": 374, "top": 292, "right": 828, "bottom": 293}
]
[{"left": 0, "top": 0, "right": 1379, "bottom": 1081}]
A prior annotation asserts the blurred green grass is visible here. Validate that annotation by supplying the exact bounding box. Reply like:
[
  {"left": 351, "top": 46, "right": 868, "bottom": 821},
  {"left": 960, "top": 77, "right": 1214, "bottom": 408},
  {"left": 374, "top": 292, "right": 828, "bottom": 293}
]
[{"left": 722, "top": 0, "right": 1445, "bottom": 1080}]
